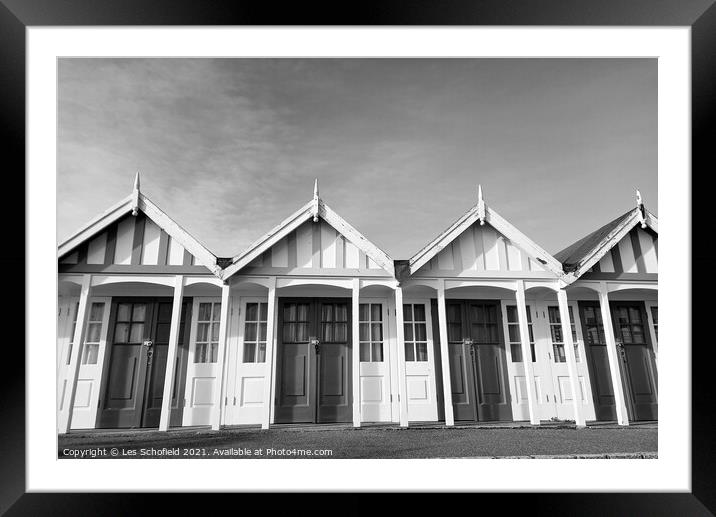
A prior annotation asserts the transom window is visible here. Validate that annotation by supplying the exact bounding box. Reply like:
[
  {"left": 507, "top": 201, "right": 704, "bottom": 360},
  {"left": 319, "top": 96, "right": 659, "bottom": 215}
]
[
  {"left": 650, "top": 306, "right": 658, "bottom": 342},
  {"left": 195, "top": 302, "right": 221, "bottom": 363},
  {"left": 359, "top": 303, "right": 384, "bottom": 362},
  {"left": 243, "top": 302, "right": 268, "bottom": 363},
  {"left": 547, "top": 306, "right": 580, "bottom": 363},
  {"left": 403, "top": 304, "right": 428, "bottom": 362},
  {"left": 505, "top": 305, "right": 535, "bottom": 363},
  {"left": 81, "top": 302, "right": 105, "bottom": 365}
]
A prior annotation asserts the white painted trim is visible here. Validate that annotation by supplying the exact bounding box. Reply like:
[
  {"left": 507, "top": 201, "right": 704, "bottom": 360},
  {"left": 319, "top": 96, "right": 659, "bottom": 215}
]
[
  {"left": 607, "top": 282, "right": 658, "bottom": 293},
  {"left": 436, "top": 279, "right": 454, "bottom": 426},
  {"left": 184, "top": 276, "right": 224, "bottom": 287},
  {"left": 394, "top": 287, "right": 409, "bottom": 427},
  {"left": 276, "top": 277, "right": 353, "bottom": 289},
  {"left": 557, "top": 289, "right": 585, "bottom": 427},
  {"left": 212, "top": 284, "right": 231, "bottom": 430},
  {"left": 516, "top": 280, "right": 540, "bottom": 425},
  {"left": 351, "top": 278, "right": 361, "bottom": 427},
  {"left": 91, "top": 275, "right": 176, "bottom": 288},
  {"left": 444, "top": 279, "right": 518, "bottom": 291},
  {"left": 598, "top": 282, "right": 630, "bottom": 426},
  {"left": 266, "top": 278, "right": 279, "bottom": 426},
  {"left": 58, "top": 274, "right": 91, "bottom": 433},
  {"left": 159, "top": 275, "right": 184, "bottom": 431},
  {"left": 644, "top": 300, "right": 659, "bottom": 362}
]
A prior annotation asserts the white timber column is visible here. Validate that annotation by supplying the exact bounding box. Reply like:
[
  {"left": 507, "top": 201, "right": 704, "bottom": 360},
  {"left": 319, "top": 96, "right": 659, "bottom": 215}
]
[
  {"left": 159, "top": 275, "right": 185, "bottom": 431},
  {"left": 598, "top": 281, "right": 630, "bottom": 426},
  {"left": 436, "top": 279, "right": 455, "bottom": 426},
  {"left": 212, "top": 283, "right": 231, "bottom": 431},
  {"left": 557, "top": 289, "right": 586, "bottom": 428},
  {"left": 351, "top": 278, "right": 361, "bottom": 427},
  {"left": 58, "top": 274, "right": 91, "bottom": 434},
  {"left": 395, "top": 286, "right": 409, "bottom": 427},
  {"left": 516, "top": 280, "right": 540, "bottom": 425},
  {"left": 262, "top": 277, "right": 277, "bottom": 429}
]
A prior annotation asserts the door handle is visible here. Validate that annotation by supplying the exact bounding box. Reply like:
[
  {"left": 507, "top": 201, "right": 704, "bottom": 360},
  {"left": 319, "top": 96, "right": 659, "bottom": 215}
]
[
  {"left": 143, "top": 340, "right": 153, "bottom": 348},
  {"left": 310, "top": 337, "right": 320, "bottom": 354}
]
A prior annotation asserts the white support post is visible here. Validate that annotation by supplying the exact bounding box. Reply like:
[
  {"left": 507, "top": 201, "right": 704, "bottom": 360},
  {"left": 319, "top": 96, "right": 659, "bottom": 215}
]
[
  {"left": 58, "top": 274, "right": 91, "bottom": 434},
  {"left": 436, "top": 280, "right": 455, "bottom": 426},
  {"left": 598, "top": 282, "right": 630, "bottom": 426},
  {"left": 212, "top": 283, "right": 231, "bottom": 431},
  {"left": 351, "top": 278, "right": 362, "bottom": 427},
  {"left": 262, "top": 277, "right": 277, "bottom": 429},
  {"left": 516, "top": 280, "right": 540, "bottom": 425},
  {"left": 159, "top": 275, "right": 184, "bottom": 431},
  {"left": 557, "top": 289, "right": 586, "bottom": 428},
  {"left": 395, "top": 287, "right": 409, "bottom": 427}
]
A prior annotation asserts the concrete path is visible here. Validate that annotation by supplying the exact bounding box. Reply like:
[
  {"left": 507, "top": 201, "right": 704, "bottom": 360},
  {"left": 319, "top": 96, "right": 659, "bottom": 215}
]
[{"left": 59, "top": 425, "right": 657, "bottom": 459}]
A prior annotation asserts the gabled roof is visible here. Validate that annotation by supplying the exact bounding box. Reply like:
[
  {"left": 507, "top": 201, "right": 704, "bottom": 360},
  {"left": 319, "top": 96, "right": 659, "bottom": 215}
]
[
  {"left": 220, "top": 180, "right": 395, "bottom": 280},
  {"left": 556, "top": 190, "right": 658, "bottom": 283},
  {"left": 58, "top": 173, "right": 221, "bottom": 276},
  {"left": 407, "top": 185, "right": 564, "bottom": 278}
]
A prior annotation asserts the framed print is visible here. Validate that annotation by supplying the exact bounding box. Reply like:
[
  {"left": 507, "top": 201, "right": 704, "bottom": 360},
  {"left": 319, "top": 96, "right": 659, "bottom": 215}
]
[{"left": 3, "top": 0, "right": 714, "bottom": 513}]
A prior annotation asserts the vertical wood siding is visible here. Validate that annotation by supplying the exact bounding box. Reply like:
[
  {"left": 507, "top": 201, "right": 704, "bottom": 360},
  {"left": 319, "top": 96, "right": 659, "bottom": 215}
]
[{"left": 593, "top": 227, "right": 658, "bottom": 274}]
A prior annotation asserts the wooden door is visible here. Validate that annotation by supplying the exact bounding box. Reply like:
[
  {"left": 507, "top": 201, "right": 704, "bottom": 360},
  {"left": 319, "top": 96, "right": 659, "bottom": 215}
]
[
  {"left": 403, "top": 301, "right": 438, "bottom": 422},
  {"left": 274, "top": 298, "right": 352, "bottom": 424},
  {"left": 446, "top": 301, "right": 479, "bottom": 421},
  {"left": 611, "top": 302, "right": 658, "bottom": 421},
  {"left": 579, "top": 302, "right": 618, "bottom": 421}
]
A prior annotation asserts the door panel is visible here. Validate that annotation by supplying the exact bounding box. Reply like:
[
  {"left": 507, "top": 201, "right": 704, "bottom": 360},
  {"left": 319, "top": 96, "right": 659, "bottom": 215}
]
[
  {"left": 403, "top": 301, "right": 438, "bottom": 421},
  {"left": 579, "top": 302, "right": 617, "bottom": 421},
  {"left": 611, "top": 302, "right": 658, "bottom": 421},
  {"left": 275, "top": 298, "right": 352, "bottom": 424},
  {"left": 446, "top": 302, "right": 478, "bottom": 421}
]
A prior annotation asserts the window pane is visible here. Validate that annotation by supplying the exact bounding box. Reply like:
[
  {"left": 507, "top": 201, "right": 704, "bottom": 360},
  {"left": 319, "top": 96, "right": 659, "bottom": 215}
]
[
  {"left": 525, "top": 306, "right": 532, "bottom": 323},
  {"left": 284, "top": 304, "right": 295, "bottom": 322},
  {"left": 245, "top": 322, "right": 257, "bottom": 341},
  {"left": 90, "top": 302, "right": 105, "bottom": 322},
  {"left": 360, "top": 342, "right": 371, "bottom": 362},
  {"left": 212, "top": 303, "right": 222, "bottom": 322},
  {"left": 404, "top": 323, "right": 413, "bottom": 342},
  {"left": 511, "top": 343, "right": 523, "bottom": 362},
  {"left": 530, "top": 343, "right": 536, "bottom": 362},
  {"left": 117, "top": 303, "right": 131, "bottom": 322},
  {"left": 416, "top": 343, "right": 428, "bottom": 362},
  {"left": 360, "top": 323, "right": 370, "bottom": 342},
  {"left": 620, "top": 326, "right": 633, "bottom": 344},
  {"left": 259, "top": 323, "right": 267, "bottom": 341},
  {"left": 629, "top": 307, "right": 641, "bottom": 324},
  {"left": 508, "top": 325, "right": 520, "bottom": 343},
  {"left": 372, "top": 342, "right": 384, "bottom": 362},
  {"left": 82, "top": 343, "right": 99, "bottom": 365},
  {"left": 335, "top": 304, "right": 348, "bottom": 322},
  {"left": 296, "top": 322, "right": 309, "bottom": 342},
  {"left": 371, "top": 323, "right": 383, "bottom": 342},
  {"left": 371, "top": 304, "right": 382, "bottom": 322},
  {"left": 198, "top": 303, "right": 212, "bottom": 321},
  {"left": 414, "top": 323, "right": 427, "bottom": 342},
  {"left": 413, "top": 304, "right": 426, "bottom": 322},
  {"left": 403, "top": 304, "right": 413, "bottom": 322},
  {"left": 296, "top": 303, "right": 309, "bottom": 321},
  {"left": 553, "top": 343, "right": 566, "bottom": 363},
  {"left": 334, "top": 323, "right": 348, "bottom": 342},
  {"left": 506, "top": 305, "right": 518, "bottom": 323},
  {"left": 129, "top": 323, "right": 144, "bottom": 342},
  {"left": 114, "top": 323, "right": 129, "bottom": 343},
  {"left": 550, "top": 324, "right": 563, "bottom": 343},
  {"left": 210, "top": 343, "right": 218, "bottom": 363},
  {"left": 528, "top": 325, "right": 534, "bottom": 343},
  {"left": 404, "top": 342, "right": 415, "bottom": 361},
  {"left": 257, "top": 343, "right": 266, "bottom": 363},
  {"left": 321, "top": 304, "right": 333, "bottom": 322},
  {"left": 212, "top": 322, "right": 220, "bottom": 341},
  {"left": 195, "top": 343, "right": 207, "bottom": 363},
  {"left": 471, "top": 305, "right": 485, "bottom": 324},
  {"left": 245, "top": 303, "right": 258, "bottom": 321},
  {"left": 197, "top": 322, "right": 209, "bottom": 342},
  {"left": 132, "top": 304, "right": 146, "bottom": 322},
  {"left": 322, "top": 323, "right": 333, "bottom": 342},
  {"left": 548, "top": 306, "right": 561, "bottom": 324},
  {"left": 243, "top": 342, "right": 256, "bottom": 363},
  {"left": 259, "top": 303, "right": 268, "bottom": 321},
  {"left": 632, "top": 326, "right": 645, "bottom": 343},
  {"left": 86, "top": 322, "right": 102, "bottom": 343},
  {"left": 359, "top": 303, "right": 369, "bottom": 322}
]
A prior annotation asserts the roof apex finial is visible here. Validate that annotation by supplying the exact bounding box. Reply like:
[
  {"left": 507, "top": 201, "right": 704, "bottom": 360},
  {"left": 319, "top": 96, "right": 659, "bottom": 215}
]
[
  {"left": 131, "top": 171, "right": 141, "bottom": 216},
  {"left": 134, "top": 171, "right": 141, "bottom": 192},
  {"left": 312, "top": 178, "right": 320, "bottom": 222},
  {"left": 636, "top": 188, "right": 643, "bottom": 207},
  {"left": 477, "top": 184, "right": 486, "bottom": 225},
  {"left": 636, "top": 188, "right": 647, "bottom": 228}
]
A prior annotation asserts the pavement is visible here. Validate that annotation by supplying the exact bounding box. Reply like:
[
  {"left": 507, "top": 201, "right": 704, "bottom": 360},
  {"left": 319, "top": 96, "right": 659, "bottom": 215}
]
[{"left": 58, "top": 423, "right": 657, "bottom": 459}]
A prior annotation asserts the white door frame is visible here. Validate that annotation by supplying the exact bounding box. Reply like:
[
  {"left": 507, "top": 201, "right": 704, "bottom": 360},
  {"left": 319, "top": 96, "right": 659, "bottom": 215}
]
[
  {"left": 358, "top": 296, "right": 393, "bottom": 423},
  {"left": 402, "top": 298, "right": 438, "bottom": 422}
]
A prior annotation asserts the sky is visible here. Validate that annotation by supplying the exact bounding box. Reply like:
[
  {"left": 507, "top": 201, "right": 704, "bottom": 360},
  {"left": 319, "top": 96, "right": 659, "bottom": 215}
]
[{"left": 58, "top": 58, "right": 657, "bottom": 259}]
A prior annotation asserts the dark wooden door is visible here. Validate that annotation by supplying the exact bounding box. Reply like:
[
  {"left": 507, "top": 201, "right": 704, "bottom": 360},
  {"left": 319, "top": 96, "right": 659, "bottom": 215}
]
[
  {"left": 579, "top": 302, "right": 617, "bottom": 421},
  {"left": 610, "top": 302, "right": 658, "bottom": 421},
  {"left": 275, "top": 298, "right": 352, "bottom": 424},
  {"left": 98, "top": 298, "right": 190, "bottom": 429},
  {"left": 447, "top": 300, "right": 512, "bottom": 422}
]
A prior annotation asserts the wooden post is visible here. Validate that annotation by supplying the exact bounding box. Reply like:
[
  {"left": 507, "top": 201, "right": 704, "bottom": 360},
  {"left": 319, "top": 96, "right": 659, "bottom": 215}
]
[
  {"left": 159, "top": 275, "right": 184, "bottom": 431},
  {"left": 516, "top": 280, "right": 540, "bottom": 425},
  {"left": 58, "top": 274, "right": 91, "bottom": 434},
  {"left": 395, "top": 287, "right": 409, "bottom": 427},
  {"left": 557, "top": 289, "right": 586, "bottom": 427},
  {"left": 212, "top": 283, "right": 231, "bottom": 431},
  {"left": 352, "top": 278, "right": 361, "bottom": 427},
  {"left": 436, "top": 280, "right": 455, "bottom": 426},
  {"left": 262, "top": 277, "right": 277, "bottom": 429},
  {"left": 598, "top": 282, "right": 630, "bottom": 426}
]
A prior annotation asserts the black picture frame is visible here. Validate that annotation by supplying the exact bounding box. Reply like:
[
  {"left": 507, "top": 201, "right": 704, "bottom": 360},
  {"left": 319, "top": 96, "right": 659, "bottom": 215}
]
[{"left": 4, "top": 0, "right": 714, "bottom": 513}]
